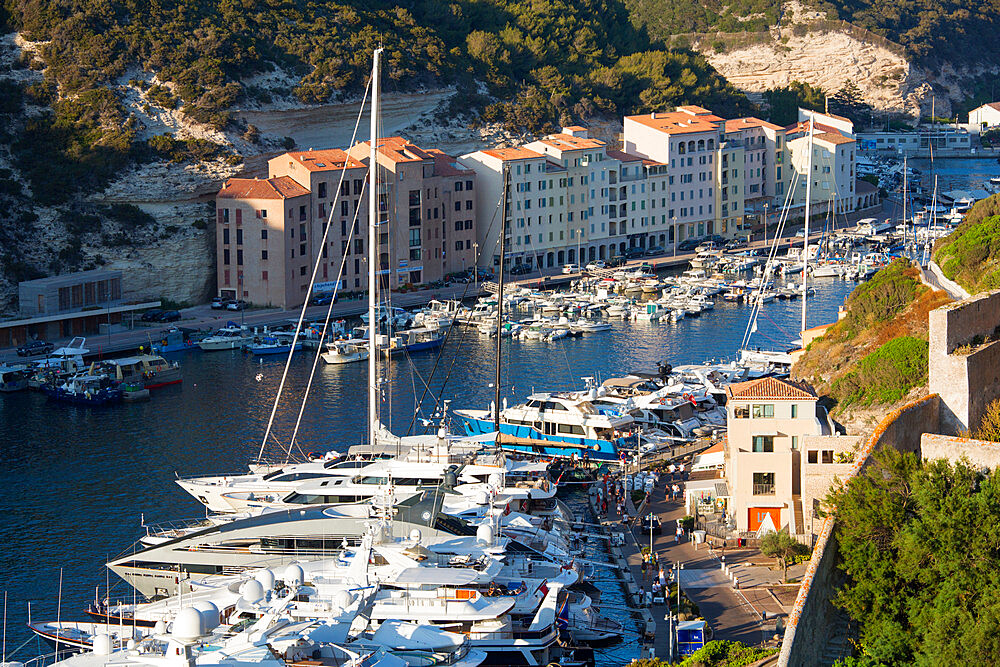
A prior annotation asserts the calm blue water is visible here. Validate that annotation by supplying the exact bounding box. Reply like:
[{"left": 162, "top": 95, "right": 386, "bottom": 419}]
[
  {"left": 908, "top": 157, "right": 1000, "bottom": 193},
  {"left": 0, "top": 278, "right": 855, "bottom": 662}
]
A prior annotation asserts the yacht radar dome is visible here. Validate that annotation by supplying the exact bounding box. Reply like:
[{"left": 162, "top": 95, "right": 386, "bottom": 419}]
[
  {"left": 172, "top": 608, "right": 204, "bottom": 641},
  {"left": 92, "top": 634, "right": 112, "bottom": 656},
  {"left": 254, "top": 569, "right": 276, "bottom": 590},
  {"left": 408, "top": 528, "right": 422, "bottom": 543},
  {"left": 241, "top": 579, "right": 265, "bottom": 604},
  {"left": 476, "top": 523, "right": 494, "bottom": 545},
  {"left": 283, "top": 563, "right": 304, "bottom": 586}
]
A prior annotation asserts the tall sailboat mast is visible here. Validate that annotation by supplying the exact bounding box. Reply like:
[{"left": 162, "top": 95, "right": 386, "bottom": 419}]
[
  {"left": 801, "top": 114, "right": 814, "bottom": 333},
  {"left": 493, "top": 167, "right": 509, "bottom": 434},
  {"left": 368, "top": 48, "right": 382, "bottom": 443}
]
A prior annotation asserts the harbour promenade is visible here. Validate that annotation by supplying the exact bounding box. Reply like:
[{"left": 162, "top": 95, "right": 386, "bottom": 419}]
[
  {"left": 594, "top": 458, "right": 805, "bottom": 661},
  {"left": 0, "top": 220, "right": 865, "bottom": 364}
]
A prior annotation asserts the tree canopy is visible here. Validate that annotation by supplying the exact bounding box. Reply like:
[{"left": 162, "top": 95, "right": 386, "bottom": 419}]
[{"left": 828, "top": 447, "right": 1000, "bottom": 665}]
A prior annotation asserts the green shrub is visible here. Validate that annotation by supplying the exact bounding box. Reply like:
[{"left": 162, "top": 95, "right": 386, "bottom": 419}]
[
  {"left": 932, "top": 197, "right": 1000, "bottom": 293},
  {"left": 831, "top": 336, "right": 928, "bottom": 407}
]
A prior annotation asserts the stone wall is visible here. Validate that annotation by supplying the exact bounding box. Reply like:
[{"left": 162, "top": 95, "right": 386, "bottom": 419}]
[
  {"left": 778, "top": 395, "right": 940, "bottom": 666},
  {"left": 921, "top": 433, "right": 1000, "bottom": 468},
  {"left": 929, "top": 290, "right": 1000, "bottom": 435}
]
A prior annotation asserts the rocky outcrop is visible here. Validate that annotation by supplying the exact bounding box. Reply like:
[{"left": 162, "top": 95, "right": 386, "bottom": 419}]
[{"left": 697, "top": 27, "right": 932, "bottom": 117}]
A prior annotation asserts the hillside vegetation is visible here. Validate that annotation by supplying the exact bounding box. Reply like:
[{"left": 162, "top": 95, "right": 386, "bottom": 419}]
[
  {"left": 793, "top": 259, "right": 950, "bottom": 418},
  {"left": 932, "top": 194, "right": 1000, "bottom": 294},
  {"left": 627, "top": 0, "right": 1000, "bottom": 69}
]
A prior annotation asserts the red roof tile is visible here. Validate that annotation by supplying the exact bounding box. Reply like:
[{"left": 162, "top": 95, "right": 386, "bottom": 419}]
[
  {"left": 218, "top": 176, "right": 310, "bottom": 200},
  {"left": 725, "top": 377, "right": 817, "bottom": 400},
  {"left": 285, "top": 149, "right": 365, "bottom": 172}
]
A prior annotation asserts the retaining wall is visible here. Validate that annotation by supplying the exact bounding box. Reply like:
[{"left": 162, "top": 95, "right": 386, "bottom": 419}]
[{"left": 777, "top": 395, "right": 939, "bottom": 666}]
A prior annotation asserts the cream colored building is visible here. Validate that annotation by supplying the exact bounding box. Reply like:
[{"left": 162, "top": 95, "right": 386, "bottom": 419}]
[
  {"left": 786, "top": 123, "right": 857, "bottom": 216},
  {"left": 723, "top": 377, "right": 832, "bottom": 534},
  {"left": 969, "top": 102, "right": 1000, "bottom": 128}
]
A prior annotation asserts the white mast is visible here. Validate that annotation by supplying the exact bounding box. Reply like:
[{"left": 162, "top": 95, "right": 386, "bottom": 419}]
[
  {"left": 368, "top": 48, "right": 382, "bottom": 444},
  {"left": 801, "top": 114, "right": 814, "bottom": 333}
]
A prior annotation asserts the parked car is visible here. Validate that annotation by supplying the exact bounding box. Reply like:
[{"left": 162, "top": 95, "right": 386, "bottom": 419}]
[
  {"left": 210, "top": 297, "right": 226, "bottom": 309},
  {"left": 226, "top": 300, "right": 248, "bottom": 311},
  {"left": 509, "top": 263, "right": 533, "bottom": 275},
  {"left": 794, "top": 229, "right": 806, "bottom": 238},
  {"left": 677, "top": 239, "right": 701, "bottom": 252},
  {"left": 585, "top": 261, "right": 606, "bottom": 271},
  {"left": 725, "top": 238, "right": 748, "bottom": 251},
  {"left": 622, "top": 246, "right": 646, "bottom": 260},
  {"left": 645, "top": 245, "right": 665, "bottom": 256},
  {"left": 695, "top": 241, "right": 719, "bottom": 253},
  {"left": 606, "top": 256, "right": 627, "bottom": 268},
  {"left": 17, "top": 340, "right": 54, "bottom": 357},
  {"left": 561, "top": 263, "right": 582, "bottom": 275},
  {"left": 311, "top": 293, "right": 336, "bottom": 306},
  {"left": 141, "top": 309, "right": 164, "bottom": 322},
  {"left": 159, "top": 310, "right": 181, "bottom": 322}
]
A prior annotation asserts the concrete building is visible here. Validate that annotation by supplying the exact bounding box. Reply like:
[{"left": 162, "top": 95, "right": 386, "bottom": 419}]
[
  {"left": 216, "top": 138, "right": 476, "bottom": 308},
  {"left": 624, "top": 106, "right": 726, "bottom": 244},
  {"left": 18, "top": 269, "right": 123, "bottom": 318},
  {"left": 857, "top": 126, "right": 972, "bottom": 155},
  {"left": 969, "top": 102, "right": 1000, "bottom": 129},
  {"left": 723, "top": 376, "right": 831, "bottom": 533}
]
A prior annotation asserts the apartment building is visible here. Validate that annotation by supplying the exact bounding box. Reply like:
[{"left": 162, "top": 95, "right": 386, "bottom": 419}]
[
  {"left": 723, "top": 377, "right": 831, "bottom": 534},
  {"left": 458, "top": 146, "right": 548, "bottom": 270},
  {"left": 723, "top": 117, "right": 788, "bottom": 227},
  {"left": 715, "top": 136, "right": 745, "bottom": 237},
  {"left": 216, "top": 138, "right": 476, "bottom": 307},
  {"left": 786, "top": 123, "right": 857, "bottom": 215},
  {"left": 215, "top": 175, "right": 315, "bottom": 308},
  {"left": 623, "top": 106, "right": 728, "bottom": 244},
  {"left": 346, "top": 137, "right": 478, "bottom": 287}
]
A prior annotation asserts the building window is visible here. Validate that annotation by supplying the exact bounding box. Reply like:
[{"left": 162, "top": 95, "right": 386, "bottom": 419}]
[
  {"left": 262, "top": 270, "right": 268, "bottom": 281},
  {"left": 409, "top": 228, "right": 421, "bottom": 247},
  {"left": 261, "top": 229, "right": 268, "bottom": 240},
  {"left": 223, "top": 248, "right": 230, "bottom": 265},
  {"left": 791, "top": 404, "right": 798, "bottom": 418},
  {"left": 822, "top": 450, "right": 834, "bottom": 464},
  {"left": 409, "top": 190, "right": 420, "bottom": 206},
  {"left": 752, "top": 436, "right": 774, "bottom": 453},
  {"left": 455, "top": 181, "right": 463, "bottom": 191},
  {"left": 466, "top": 180, "right": 473, "bottom": 190},
  {"left": 236, "top": 249, "right": 243, "bottom": 265},
  {"left": 752, "top": 404, "right": 774, "bottom": 418},
  {"left": 223, "top": 228, "right": 230, "bottom": 244},
  {"left": 261, "top": 250, "right": 268, "bottom": 260},
  {"left": 791, "top": 436, "right": 798, "bottom": 450},
  {"left": 236, "top": 228, "right": 243, "bottom": 245},
  {"left": 318, "top": 182, "right": 327, "bottom": 199},
  {"left": 732, "top": 404, "right": 749, "bottom": 419},
  {"left": 299, "top": 266, "right": 307, "bottom": 276},
  {"left": 752, "top": 472, "right": 775, "bottom": 495}
]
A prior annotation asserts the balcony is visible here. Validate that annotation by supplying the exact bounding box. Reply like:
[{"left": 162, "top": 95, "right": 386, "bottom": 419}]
[{"left": 753, "top": 484, "right": 775, "bottom": 496}]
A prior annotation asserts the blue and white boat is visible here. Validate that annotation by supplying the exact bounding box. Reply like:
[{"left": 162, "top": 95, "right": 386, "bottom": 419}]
[
  {"left": 455, "top": 390, "right": 636, "bottom": 461},
  {"left": 246, "top": 332, "right": 303, "bottom": 356}
]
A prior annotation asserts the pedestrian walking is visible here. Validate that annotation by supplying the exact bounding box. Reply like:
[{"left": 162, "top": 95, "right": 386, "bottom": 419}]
[
  {"left": 675, "top": 522, "right": 683, "bottom": 543},
  {"left": 668, "top": 463, "right": 676, "bottom": 479},
  {"left": 641, "top": 553, "right": 649, "bottom": 580},
  {"left": 659, "top": 566, "right": 666, "bottom": 588},
  {"left": 678, "top": 462, "right": 686, "bottom": 479}
]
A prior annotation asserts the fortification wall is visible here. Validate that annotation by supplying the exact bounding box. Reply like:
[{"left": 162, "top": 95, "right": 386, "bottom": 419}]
[
  {"left": 929, "top": 290, "right": 1000, "bottom": 434},
  {"left": 778, "top": 395, "right": 939, "bottom": 666},
  {"left": 921, "top": 433, "right": 1000, "bottom": 468}
]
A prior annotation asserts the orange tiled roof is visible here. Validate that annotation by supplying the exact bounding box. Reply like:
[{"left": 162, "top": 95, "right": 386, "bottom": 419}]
[
  {"left": 533, "top": 133, "right": 606, "bottom": 151},
  {"left": 814, "top": 132, "right": 856, "bottom": 146},
  {"left": 725, "top": 376, "right": 817, "bottom": 400},
  {"left": 286, "top": 149, "right": 365, "bottom": 172},
  {"left": 218, "top": 176, "right": 310, "bottom": 200},
  {"left": 605, "top": 148, "right": 644, "bottom": 162},
  {"left": 784, "top": 120, "right": 845, "bottom": 137},
  {"left": 626, "top": 112, "right": 721, "bottom": 135},
  {"left": 427, "top": 149, "right": 474, "bottom": 177},
  {"left": 725, "top": 117, "right": 783, "bottom": 132},
  {"left": 676, "top": 105, "right": 723, "bottom": 120},
  {"left": 480, "top": 147, "right": 545, "bottom": 161}
]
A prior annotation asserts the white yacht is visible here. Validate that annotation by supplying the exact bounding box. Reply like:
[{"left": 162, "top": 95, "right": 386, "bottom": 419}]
[
  {"left": 322, "top": 338, "right": 369, "bottom": 365},
  {"left": 198, "top": 326, "right": 251, "bottom": 351}
]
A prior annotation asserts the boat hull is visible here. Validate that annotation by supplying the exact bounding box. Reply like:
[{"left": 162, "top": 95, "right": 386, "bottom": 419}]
[{"left": 460, "top": 418, "right": 625, "bottom": 462}]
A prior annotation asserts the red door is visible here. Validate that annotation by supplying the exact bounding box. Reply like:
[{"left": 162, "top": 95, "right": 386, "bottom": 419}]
[{"left": 748, "top": 507, "right": 781, "bottom": 532}]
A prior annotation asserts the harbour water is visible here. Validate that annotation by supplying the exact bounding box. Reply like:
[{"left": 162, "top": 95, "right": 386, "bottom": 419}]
[{"left": 0, "top": 278, "right": 856, "bottom": 663}]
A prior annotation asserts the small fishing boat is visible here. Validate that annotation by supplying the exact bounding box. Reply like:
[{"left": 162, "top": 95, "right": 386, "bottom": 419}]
[
  {"left": 247, "top": 332, "right": 302, "bottom": 356},
  {"left": 43, "top": 374, "right": 122, "bottom": 406},
  {"left": 0, "top": 365, "right": 29, "bottom": 392},
  {"left": 321, "top": 339, "right": 369, "bottom": 365}
]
